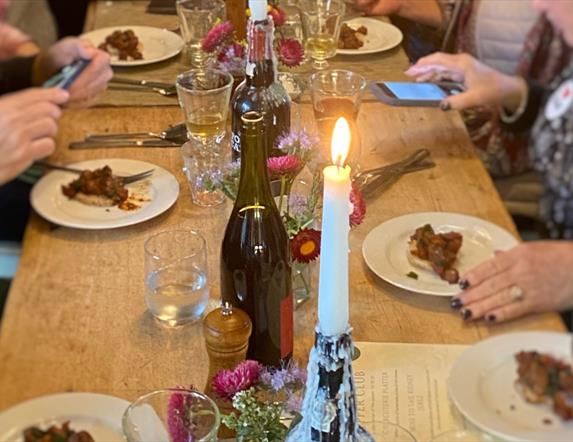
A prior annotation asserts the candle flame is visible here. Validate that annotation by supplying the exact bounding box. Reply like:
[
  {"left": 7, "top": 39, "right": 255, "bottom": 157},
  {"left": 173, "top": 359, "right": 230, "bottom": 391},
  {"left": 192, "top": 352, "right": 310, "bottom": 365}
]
[{"left": 331, "top": 117, "right": 351, "bottom": 167}]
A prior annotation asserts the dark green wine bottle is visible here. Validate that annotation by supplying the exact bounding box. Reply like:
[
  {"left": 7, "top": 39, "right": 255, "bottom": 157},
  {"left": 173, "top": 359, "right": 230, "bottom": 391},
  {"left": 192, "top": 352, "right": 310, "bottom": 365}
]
[{"left": 220, "top": 111, "right": 293, "bottom": 367}]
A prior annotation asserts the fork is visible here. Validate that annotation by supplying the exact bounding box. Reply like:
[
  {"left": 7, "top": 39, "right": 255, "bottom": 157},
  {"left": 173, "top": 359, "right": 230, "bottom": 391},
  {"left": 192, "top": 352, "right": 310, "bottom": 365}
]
[
  {"left": 109, "top": 84, "right": 178, "bottom": 96},
  {"left": 35, "top": 161, "right": 155, "bottom": 184}
]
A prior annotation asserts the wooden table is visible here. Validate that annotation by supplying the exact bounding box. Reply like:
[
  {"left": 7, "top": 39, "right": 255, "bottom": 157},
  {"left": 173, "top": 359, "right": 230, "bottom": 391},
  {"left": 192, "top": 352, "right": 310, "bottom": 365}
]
[{"left": 0, "top": 2, "right": 564, "bottom": 411}]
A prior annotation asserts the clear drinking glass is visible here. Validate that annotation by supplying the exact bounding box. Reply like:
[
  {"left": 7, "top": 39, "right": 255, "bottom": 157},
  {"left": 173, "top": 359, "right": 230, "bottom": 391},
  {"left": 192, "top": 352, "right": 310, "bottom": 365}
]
[
  {"left": 176, "top": 69, "right": 233, "bottom": 146},
  {"left": 181, "top": 138, "right": 226, "bottom": 207},
  {"left": 310, "top": 69, "right": 366, "bottom": 168},
  {"left": 123, "top": 389, "right": 220, "bottom": 442},
  {"left": 299, "top": 0, "right": 345, "bottom": 70},
  {"left": 176, "top": 0, "right": 226, "bottom": 67},
  {"left": 144, "top": 230, "right": 209, "bottom": 327}
]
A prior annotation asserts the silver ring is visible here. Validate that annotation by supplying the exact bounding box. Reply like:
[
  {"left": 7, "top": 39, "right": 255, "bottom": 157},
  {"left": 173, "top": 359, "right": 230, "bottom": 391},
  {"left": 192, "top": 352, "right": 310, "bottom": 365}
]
[{"left": 509, "top": 285, "right": 524, "bottom": 301}]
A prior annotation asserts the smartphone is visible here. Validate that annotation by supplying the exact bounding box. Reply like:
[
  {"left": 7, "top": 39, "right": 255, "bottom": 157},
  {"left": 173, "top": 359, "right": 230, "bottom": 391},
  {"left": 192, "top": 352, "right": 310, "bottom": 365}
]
[
  {"left": 370, "top": 81, "right": 465, "bottom": 107},
  {"left": 42, "top": 59, "right": 90, "bottom": 90}
]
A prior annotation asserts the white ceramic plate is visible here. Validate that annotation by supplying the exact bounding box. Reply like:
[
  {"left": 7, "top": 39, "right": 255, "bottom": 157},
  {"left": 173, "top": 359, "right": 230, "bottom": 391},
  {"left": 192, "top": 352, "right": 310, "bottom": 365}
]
[
  {"left": 31, "top": 158, "right": 179, "bottom": 230},
  {"left": 81, "top": 26, "right": 184, "bottom": 66},
  {"left": 337, "top": 18, "right": 403, "bottom": 55},
  {"left": 0, "top": 392, "right": 130, "bottom": 441},
  {"left": 449, "top": 332, "right": 573, "bottom": 441},
  {"left": 362, "top": 212, "right": 518, "bottom": 296}
]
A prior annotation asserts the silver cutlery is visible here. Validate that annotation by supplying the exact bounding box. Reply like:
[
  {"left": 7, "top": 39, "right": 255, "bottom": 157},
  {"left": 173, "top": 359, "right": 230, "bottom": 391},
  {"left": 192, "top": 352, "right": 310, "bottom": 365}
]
[
  {"left": 86, "top": 123, "right": 187, "bottom": 143},
  {"left": 35, "top": 161, "right": 155, "bottom": 184},
  {"left": 110, "top": 77, "right": 178, "bottom": 96},
  {"left": 355, "top": 149, "right": 435, "bottom": 197},
  {"left": 69, "top": 139, "right": 182, "bottom": 149}
]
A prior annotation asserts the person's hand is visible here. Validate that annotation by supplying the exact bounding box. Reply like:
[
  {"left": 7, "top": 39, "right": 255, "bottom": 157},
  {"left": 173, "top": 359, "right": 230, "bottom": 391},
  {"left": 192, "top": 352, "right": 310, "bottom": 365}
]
[
  {"left": 0, "top": 88, "right": 69, "bottom": 185},
  {"left": 451, "top": 242, "right": 573, "bottom": 323},
  {"left": 354, "top": 0, "right": 401, "bottom": 16},
  {"left": 405, "top": 52, "right": 527, "bottom": 111},
  {"left": 35, "top": 37, "right": 112, "bottom": 107},
  {"left": 0, "top": 23, "right": 33, "bottom": 60}
]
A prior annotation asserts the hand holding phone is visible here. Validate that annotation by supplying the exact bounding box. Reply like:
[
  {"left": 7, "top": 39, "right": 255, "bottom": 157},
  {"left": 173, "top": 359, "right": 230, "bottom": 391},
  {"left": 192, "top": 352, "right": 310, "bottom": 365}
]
[
  {"left": 370, "top": 81, "right": 465, "bottom": 107},
  {"left": 42, "top": 58, "right": 90, "bottom": 90}
]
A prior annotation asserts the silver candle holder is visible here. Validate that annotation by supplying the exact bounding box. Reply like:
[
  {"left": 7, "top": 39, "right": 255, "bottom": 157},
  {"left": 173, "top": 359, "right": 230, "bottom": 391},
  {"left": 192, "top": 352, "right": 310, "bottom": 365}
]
[{"left": 286, "top": 326, "right": 374, "bottom": 441}]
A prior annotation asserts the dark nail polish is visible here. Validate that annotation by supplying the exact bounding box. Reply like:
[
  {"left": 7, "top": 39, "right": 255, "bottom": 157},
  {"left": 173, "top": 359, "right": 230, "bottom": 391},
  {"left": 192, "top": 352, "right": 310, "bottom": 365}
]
[
  {"left": 461, "top": 308, "right": 472, "bottom": 320},
  {"left": 486, "top": 314, "right": 497, "bottom": 323},
  {"left": 440, "top": 102, "right": 451, "bottom": 111},
  {"left": 450, "top": 297, "right": 462, "bottom": 310},
  {"left": 459, "top": 279, "right": 470, "bottom": 290}
]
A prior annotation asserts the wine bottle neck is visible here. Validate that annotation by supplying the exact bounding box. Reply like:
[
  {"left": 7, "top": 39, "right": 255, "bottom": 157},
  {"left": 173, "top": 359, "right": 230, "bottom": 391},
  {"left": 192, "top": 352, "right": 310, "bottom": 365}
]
[
  {"left": 245, "top": 18, "right": 277, "bottom": 87},
  {"left": 236, "top": 116, "right": 274, "bottom": 206}
]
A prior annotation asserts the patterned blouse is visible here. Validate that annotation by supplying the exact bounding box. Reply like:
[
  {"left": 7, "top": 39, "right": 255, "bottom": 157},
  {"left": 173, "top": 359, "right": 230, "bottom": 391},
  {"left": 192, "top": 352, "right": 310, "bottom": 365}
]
[{"left": 528, "top": 63, "right": 573, "bottom": 238}]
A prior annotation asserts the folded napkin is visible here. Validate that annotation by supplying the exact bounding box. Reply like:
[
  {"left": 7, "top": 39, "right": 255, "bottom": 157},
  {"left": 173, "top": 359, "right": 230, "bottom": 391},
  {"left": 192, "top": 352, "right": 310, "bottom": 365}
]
[{"left": 147, "top": 0, "right": 176, "bottom": 15}]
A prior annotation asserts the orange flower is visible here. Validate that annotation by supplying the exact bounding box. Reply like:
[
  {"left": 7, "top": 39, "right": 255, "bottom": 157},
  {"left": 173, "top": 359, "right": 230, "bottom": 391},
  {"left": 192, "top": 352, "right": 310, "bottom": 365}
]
[{"left": 290, "top": 228, "right": 321, "bottom": 263}]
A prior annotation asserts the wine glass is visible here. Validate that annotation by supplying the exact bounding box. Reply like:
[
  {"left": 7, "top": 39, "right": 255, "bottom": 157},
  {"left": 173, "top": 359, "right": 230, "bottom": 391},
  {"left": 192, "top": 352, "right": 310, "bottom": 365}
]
[
  {"left": 310, "top": 69, "right": 367, "bottom": 169},
  {"left": 123, "top": 389, "right": 220, "bottom": 442},
  {"left": 176, "top": 0, "right": 226, "bottom": 67},
  {"left": 299, "top": 0, "right": 345, "bottom": 70},
  {"left": 176, "top": 69, "right": 233, "bottom": 146}
]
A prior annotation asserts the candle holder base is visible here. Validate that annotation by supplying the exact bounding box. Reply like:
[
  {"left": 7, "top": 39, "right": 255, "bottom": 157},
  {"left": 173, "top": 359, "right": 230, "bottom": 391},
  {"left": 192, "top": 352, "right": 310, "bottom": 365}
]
[{"left": 286, "top": 327, "right": 374, "bottom": 442}]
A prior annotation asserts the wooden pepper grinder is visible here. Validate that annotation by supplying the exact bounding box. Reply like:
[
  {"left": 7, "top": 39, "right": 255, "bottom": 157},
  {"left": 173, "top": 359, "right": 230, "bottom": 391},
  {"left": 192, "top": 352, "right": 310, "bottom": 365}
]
[{"left": 203, "top": 302, "right": 252, "bottom": 438}]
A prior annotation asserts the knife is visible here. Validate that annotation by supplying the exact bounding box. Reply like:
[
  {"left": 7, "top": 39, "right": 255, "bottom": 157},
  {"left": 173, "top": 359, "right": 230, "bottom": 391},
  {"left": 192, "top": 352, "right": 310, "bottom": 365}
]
[
  {"left": 69, "top": 139, "right": 182, "bottom": 149},
  {"left": 110, "top": 77, "right": 175, "bottom": 90}
]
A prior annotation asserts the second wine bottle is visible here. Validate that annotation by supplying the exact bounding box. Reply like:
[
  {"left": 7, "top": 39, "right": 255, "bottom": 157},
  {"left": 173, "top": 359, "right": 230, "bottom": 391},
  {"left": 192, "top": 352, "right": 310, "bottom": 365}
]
[{"left": 220, "top": 111, "right": 293, "bottom": 367}]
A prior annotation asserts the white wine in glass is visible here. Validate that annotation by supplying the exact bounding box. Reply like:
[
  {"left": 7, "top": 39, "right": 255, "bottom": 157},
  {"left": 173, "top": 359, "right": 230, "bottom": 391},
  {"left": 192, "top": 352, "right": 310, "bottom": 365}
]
[
  {"left": 186, "top": 112, "right": 226, "bottom": 142},
  {"left": 305, "top": 34, "right": 337, "bottom": 63}
]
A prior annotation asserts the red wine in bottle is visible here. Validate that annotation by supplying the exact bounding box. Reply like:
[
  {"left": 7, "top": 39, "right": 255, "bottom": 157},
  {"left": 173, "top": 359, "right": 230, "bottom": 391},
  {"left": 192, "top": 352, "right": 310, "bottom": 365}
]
[
  {"left": 230, "top": 0, "right": 291, "bottom": 161},
  {"left": 221, "top": 111, "right": 293, "bottom": 366}
]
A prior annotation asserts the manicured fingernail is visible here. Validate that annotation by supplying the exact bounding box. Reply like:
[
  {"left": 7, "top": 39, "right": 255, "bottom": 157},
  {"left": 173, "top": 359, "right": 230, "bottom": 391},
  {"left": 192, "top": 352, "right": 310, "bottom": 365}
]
[
  {"left": 459, "top": 279, "right": 470, "bottom": 290},
  {"left": 486, "top": 314, "right": 497, "bottom": 323},
  {"left": 450, "top": 297, "right": 463, "bottom": 310},
  {"left": 461, "top": 308, "right": 472, "bottom": 320},
  {"left": 440, "top": 102, "right": 451, "bottom": 111}
]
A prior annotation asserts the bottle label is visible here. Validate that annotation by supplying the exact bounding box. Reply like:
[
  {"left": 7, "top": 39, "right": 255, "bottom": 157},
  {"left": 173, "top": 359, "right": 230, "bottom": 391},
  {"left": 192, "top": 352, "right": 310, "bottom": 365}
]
[
  {"left": 231, "top": 131, "right": 241, "bottom": 156},
  {"left": 280, "top": 293, "right": 293, "bottom": 359}
]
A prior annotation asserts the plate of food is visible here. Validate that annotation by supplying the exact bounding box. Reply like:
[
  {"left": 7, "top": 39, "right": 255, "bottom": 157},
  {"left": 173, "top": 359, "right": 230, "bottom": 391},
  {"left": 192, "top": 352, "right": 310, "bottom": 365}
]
[
  {"left": 31, "top": 158, "right": 179, "bottom": 230},
  {"left": 361, "top": 212, "right": 518, "bottom": 296},
  {"left": 449, "top": 332, "right": 573, "bottom": 441},
  {"left": 337, "top": 17, "right": 403, "bottom": 55},
  {"left": 0, "top": 392, "right": 129, "bottom": 441},
  {"left": 81, "top": 26, "right": 184, "bottom": 66}
]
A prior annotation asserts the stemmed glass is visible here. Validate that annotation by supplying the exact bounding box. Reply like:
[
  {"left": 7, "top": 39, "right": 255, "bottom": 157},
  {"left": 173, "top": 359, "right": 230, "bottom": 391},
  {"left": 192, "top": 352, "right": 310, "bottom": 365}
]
[
  {"left": 176, "top": 0, "right": 226, "bottom": 67},
  {"left": 299, "top": 0, "right": 345, "bottom": 70}
]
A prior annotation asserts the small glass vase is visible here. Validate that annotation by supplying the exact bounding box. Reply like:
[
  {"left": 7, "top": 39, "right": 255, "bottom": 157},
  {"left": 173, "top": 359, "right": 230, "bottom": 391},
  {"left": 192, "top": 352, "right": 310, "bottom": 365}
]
[{"left": 291, "top": 259, "right": 314, "bottom": 308}]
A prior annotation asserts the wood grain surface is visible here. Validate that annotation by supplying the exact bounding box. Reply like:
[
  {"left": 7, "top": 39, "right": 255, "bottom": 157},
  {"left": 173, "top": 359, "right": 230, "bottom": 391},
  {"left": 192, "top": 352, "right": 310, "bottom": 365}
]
[{"left": 0, "top": 1, "right": 564, "bottom": 412}]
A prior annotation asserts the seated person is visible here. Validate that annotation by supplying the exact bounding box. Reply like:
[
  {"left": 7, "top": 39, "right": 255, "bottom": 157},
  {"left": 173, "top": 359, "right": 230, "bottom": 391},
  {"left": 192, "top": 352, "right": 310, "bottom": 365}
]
[
  {"left": 406, "top": 0, "right": 573, "bottom": 326},
  {"left": 0, "top": 36, "right": 112, "bottom": 241}
]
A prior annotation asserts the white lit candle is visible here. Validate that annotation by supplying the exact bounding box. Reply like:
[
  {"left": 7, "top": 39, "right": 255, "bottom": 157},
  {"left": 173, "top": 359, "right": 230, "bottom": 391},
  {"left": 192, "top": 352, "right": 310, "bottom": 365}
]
[{"left": 318, "top": 117, "right": 351, "bottom": 336}]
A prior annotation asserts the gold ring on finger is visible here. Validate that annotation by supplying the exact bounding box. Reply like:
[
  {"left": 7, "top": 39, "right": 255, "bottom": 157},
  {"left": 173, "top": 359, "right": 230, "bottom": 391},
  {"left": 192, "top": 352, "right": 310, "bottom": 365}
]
[{"left": 509, "top": 285, "right": 524, "bottom": 301}]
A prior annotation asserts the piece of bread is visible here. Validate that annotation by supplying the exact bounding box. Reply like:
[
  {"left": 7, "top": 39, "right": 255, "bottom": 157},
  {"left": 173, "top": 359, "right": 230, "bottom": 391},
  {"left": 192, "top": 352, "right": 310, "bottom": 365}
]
[{"left": 406, "top": 240, "right": 434, "bottom": 272}]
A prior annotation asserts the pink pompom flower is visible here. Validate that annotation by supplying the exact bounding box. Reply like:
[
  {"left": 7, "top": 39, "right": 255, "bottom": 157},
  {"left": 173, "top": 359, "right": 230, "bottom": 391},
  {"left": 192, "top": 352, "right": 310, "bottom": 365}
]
[
  {"left": 349, "top": 183, "right": 366, "bottom": 227},
  {"left": 167, "top": 388, "right": 196, "bottom": 442},
  {"left": 212, "top": 360, "right": 262, "bottom": 400},
  {"left": 267, "top": 154, "right": 302, "bottom": 178}
]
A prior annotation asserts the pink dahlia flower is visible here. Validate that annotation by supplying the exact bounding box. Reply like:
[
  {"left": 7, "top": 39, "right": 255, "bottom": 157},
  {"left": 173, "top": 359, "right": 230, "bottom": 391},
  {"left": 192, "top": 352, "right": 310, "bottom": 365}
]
[
  {"left": 201, "top": 21, "right": 234, "bottom": 53},
  {"left": 277, "top": 38, "right": 304, "bottom": 68}
]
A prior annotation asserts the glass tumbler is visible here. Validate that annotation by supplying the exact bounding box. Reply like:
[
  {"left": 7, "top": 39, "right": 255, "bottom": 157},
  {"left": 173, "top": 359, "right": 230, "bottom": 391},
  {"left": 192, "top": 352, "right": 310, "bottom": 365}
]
[
  {"left": 181, "top": 138, "right": 226, "bottom": 207},
  {"left": 176, "top": 69, "right": 233, "bottom": 146},
  {"left": 299, "top": 0, "right": 345, "bottom": 69},
  {"left": 310, "top": 69, "right": 367, "bottom": 168},
  {"left": 176, "top": 0, "right": 226, "bottom": 67},
  {"left": 123, "top": 389, "right": 220, "bottom": 442},
  {"left": 144, "top": 230, "right": 209, "bottom": 327}
]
